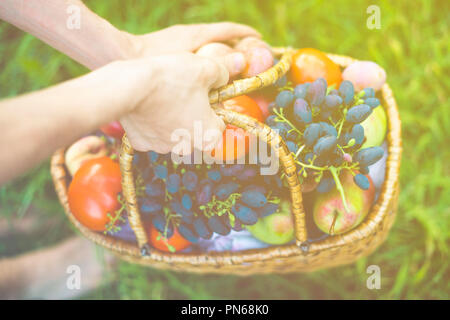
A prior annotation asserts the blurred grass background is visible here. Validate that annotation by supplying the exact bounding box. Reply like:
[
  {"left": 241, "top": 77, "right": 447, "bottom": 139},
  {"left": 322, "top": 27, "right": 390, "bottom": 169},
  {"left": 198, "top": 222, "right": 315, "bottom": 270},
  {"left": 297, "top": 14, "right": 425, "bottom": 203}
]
[{"left": 0, "top": 0, "right": 448, "bottom": 299}]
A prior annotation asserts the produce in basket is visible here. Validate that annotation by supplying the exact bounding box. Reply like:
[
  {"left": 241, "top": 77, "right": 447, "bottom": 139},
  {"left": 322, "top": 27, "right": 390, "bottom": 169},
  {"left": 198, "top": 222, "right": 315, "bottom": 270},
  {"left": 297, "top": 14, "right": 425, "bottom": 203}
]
[{"left": 64, "top": 47, "right": 391, "bottom": 256}]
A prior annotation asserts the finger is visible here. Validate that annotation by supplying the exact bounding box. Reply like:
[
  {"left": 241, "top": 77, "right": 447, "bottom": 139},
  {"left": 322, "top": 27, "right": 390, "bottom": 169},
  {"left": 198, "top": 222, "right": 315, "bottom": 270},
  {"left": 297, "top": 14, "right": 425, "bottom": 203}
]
[
  {"left": 194, "top": 22, "right": 261, "bottom": 49},
  {"left": 202, "top": 109, "right": 226, "bottom": 151},
  {"left": 213, "top": 52, "right": 246, "bottom": 77},
  {"left": 201, "top": 58, "right": 230, "bottom": 89}
]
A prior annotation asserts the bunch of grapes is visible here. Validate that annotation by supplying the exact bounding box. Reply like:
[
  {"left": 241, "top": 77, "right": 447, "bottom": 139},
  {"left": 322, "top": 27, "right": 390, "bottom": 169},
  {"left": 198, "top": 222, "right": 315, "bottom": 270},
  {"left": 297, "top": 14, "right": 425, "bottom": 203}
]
[
  {"left": 132, "top": 152, "right": 283, "bottom": 243},
  {"left": 265, "top": 77, "right": 384, "bottom": 209}
]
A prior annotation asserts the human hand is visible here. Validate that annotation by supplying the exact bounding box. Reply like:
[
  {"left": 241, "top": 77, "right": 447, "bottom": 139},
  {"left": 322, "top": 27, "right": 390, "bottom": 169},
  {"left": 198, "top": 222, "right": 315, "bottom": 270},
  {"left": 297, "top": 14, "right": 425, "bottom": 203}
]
[
  {"left": 112, "top": 53, "right": 229, "bottom": 154},
  {"left": 124, "top": 22, "right": 261, "bottom": 77}
]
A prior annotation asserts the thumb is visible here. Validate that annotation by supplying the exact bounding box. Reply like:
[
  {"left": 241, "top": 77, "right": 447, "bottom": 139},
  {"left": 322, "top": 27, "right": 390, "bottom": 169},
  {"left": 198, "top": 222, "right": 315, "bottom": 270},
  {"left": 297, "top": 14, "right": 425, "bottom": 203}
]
[{"left": 213, "top": 52, "right": 247, "bottom": 78}]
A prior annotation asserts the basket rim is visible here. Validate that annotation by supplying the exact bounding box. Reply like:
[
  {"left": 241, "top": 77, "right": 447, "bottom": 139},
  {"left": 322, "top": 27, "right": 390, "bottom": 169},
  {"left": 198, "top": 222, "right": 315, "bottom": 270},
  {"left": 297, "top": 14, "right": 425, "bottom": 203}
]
[{"left": 50, "top": 50, "right": 402, "bottom": 267}]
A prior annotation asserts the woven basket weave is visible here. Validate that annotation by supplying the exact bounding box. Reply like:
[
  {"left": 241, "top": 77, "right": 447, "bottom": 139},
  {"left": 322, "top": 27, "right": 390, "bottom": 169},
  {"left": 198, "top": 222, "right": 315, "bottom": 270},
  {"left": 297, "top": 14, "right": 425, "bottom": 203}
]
[{"left": 51, "top": 48, "right": 402, "bottom": 275}]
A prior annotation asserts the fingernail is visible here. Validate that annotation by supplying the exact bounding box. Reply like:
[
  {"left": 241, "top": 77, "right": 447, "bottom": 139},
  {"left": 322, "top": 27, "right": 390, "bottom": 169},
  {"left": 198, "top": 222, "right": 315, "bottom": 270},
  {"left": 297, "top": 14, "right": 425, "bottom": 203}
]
[{"left": 233, "top": 52, "right": 246, "bottom": 73}]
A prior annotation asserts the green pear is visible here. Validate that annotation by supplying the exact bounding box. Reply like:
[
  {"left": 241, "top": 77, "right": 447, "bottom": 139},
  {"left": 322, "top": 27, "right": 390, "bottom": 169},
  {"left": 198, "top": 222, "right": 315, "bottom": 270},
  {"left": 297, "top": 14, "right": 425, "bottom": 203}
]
[
  {"left": 246, "top": 200, "right": 294, "bottom": 245},
  {"left": 361, "top": 105, "right": 387, "bottom": 148}
]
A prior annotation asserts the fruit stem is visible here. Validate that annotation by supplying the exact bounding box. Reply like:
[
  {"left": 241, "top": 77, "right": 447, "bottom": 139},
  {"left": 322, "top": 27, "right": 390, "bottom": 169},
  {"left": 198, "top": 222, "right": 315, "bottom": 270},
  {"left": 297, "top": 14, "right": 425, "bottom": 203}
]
[
  {"left": 329, "top": 166, "right": 350, "bottom": 213},
  {"left": 272, "top": 108, "right": 303, "bottom": 136}
]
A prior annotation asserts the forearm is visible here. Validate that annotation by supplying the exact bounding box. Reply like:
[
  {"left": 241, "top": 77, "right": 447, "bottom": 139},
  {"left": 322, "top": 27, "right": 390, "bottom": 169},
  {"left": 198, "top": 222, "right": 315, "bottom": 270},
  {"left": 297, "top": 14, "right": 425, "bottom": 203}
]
[
  {"left": 0, "top": 61, "right": 141, "bottom": 184},
  {"left": 0, "top": 0, "right": 134, "bottom": 69}
]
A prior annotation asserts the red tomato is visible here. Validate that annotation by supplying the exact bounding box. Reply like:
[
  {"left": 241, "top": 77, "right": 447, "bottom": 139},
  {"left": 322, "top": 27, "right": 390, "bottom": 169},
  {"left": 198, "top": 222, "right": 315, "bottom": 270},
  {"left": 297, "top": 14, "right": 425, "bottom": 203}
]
[
  {"left": 100, "top": 121, "right": 125, "bottom": 140},
  {"left": 290, "top": 48, "right": 342, "bottom": 87},
  {"left": 148, "top": 225, "right": 191, "bottom": 252},
  {"left": 210, "top": 95, "right": 262, "bottom": 162},
  {"left": 68, "top": 156, "right": 122, "bottom": 231}
]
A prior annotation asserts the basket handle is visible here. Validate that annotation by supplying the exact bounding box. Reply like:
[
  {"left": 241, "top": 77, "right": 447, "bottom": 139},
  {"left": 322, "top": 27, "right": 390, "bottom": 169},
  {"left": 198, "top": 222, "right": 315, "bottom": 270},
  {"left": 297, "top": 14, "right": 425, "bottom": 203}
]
[{"left": 119, "top": 49, "right": 308, "bottom": 255}]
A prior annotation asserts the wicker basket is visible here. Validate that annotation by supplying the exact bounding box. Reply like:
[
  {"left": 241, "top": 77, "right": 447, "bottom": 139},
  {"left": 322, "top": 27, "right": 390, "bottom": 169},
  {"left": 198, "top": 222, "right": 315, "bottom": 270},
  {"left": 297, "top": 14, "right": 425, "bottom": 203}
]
[{"left": 51, "top": 48, "right": 402, "bottom": 275}]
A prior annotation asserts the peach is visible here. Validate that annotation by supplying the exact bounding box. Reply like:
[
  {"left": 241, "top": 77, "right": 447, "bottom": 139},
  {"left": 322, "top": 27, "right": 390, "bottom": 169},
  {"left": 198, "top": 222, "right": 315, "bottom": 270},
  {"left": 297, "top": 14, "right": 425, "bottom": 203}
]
[
  {"left": 342, "top": 61, "right": 386, "bottom": 91},
  {"left": 65, "top": 136, "right": 108, "bottom": 176}
]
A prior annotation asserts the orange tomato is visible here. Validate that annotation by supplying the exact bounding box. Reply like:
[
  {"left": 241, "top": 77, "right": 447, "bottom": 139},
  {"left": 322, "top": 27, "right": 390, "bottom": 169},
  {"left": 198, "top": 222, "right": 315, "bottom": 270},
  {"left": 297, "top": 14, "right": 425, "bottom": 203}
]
[
  {"left": 290, "top": 48, "right": 342, "bottom": 87},
  {"left": 210, "top": 95, "right": 262, "bottom": 162},
  {"left": 148, "top": 225, "right": 191, "bottom": 252},
  {"left": 68, "top": 156, "right": 122, "bottom": 231}
]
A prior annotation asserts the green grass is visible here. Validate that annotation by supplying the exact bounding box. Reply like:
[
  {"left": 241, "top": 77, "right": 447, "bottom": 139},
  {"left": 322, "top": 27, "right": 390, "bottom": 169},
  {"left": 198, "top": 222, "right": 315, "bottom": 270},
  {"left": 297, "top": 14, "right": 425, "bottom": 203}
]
[{"left": 0, "top": 0, "right": 449, "bottom": 299}]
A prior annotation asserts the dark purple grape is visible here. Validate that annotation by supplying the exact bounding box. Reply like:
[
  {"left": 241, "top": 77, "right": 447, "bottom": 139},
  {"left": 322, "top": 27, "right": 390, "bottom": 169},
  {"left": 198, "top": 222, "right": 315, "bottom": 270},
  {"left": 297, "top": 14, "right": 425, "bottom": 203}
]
[
  {"left": 147, "top": 151, "right": 159, "bottom": 163},
  {"left": 354, "top": 173, "right": 370, "bottom": 190},
  {"left": 286, "top": 140, "right": 299, "bottom": 154},
  {"left": 241, "top": 190, "right": 267, "bottom": 208},
  {"left": 346, "top": 104, "right": 372, "bottom": 123},
  {"left": 360, "top": 166, "right": 370, "bottom": 174},
  {"left": 303, "top": 123, "right": 321, "bottom": 147},
  {"left": 317, "top": 177, "right": 335, "bottom": 193},
  {"left": 152, "top": 214, "right": 174, "bottom": 238},
  {"left": 193, "top": 217, "right": 212, "bottom": 239},
  {"left": 362, "top": 87, "right": 375, "bottom": 98},
  {"left": 196, "top": 180, "right": 213, "bottom": 205},
  {"left": 154, "top": 164, "right": 168, "bottom": 180},
  {"left": 268, "top": 102, "right": 277, "bottom": 114},
  {"left": 286, "top": 129, "right": 299, "bottom": 141},
  {"left": 365, "top": 97, "right": 380, "bottom": 109},
  {"left": 140, "top": 198, "right": 162, "bottom": 216},
  {"left": 271, "top": 122, "right": 290, "bottom": 140},
  {"left": 265, "top": 115, "right": 277, "bottom": 127},
  {"left": 236, "top": 167, "right": 257, "bottom": 181},
  {"left": 350, "top": 124, "right": 365, "bottom": 146},
  {"left": 207, "top": 170, "right": 221, "bottom": 182},
  {"left": 354, "top": 146, "right": 384, "bottom": 167},
  {"left": 257, "top": 203, "right": 279, "bottom": 217},
  {"left": 318, "top": 121, "right": 338, "bottom": 137},
  {"left": 323, "top": 94, "right": 343, "bottom": 109},
  {"left": 275, "top": 75, "right": 287, "bottom": 87},
  {"left": 275, "top": 90, "right": 295, "bottom": 108},
  {"left": 177, "top": 223, "right": 198, "bottom": 243},
  {"left": 219, "top": 165, "right": 234, "bottom": 177},
  {"left": 181, "top": 193, "right": 192, "bottom": 210},
  {"left": 232, "top": 220, "right": 244, "bottom": 231},
  {"left": 294, "top": 83, "right": 310, "bottom": 99},
  {"left": 331, "top": 150, "right": 344, "bottom": 166},
  {"left": 293, "top": 98, "right": 312, "bottom": 124},
  {"left": 313, "top": 136, "right": 337, "bottom": 156},
  {"left": 243, "top": 185, "right": 266, "bottom": 194},
  {"left": 230, "top": 164, "right": 245, "bottom": 176},
  {"left": 306, "top": 78, "right": 327, "bottom": 106},
  {"left": 109, "top": 219, "right": 137, "bottom": 242},
  {"left": 207, "top": 215, "right": 231, "bottom": 235},
  {"left": 145, "top": 180, "right": 164, "bottom": 197},
  {"left": 166, "top": 173, "right": 181, "bottom": 194},
  {"left": 182, "top": 170, "right": 198, "bottom": 191},
  {"left": 232, "top": 203, "right": 258, "bottom": 225},
  {"left": 214, "top": 182, "right": 239, "bottom": 200},
  {"left": 338, "top": 80, "right": 355, "bottom": 105}
]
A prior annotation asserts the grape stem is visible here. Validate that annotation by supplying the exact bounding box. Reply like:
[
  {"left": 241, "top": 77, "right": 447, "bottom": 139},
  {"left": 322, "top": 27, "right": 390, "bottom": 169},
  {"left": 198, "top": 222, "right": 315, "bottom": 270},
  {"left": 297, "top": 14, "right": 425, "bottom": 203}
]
[
  {"left": 329, "top": 166, "right": 350, "bottom": 213},
  {"left": 272, "top": 108, "right": 302, "bottom": 136}
]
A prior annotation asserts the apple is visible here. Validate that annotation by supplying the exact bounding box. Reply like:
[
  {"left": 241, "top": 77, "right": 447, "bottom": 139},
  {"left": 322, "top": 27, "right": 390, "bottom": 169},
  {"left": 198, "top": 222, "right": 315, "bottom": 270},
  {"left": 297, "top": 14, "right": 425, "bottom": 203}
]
[
  {"left": 196, "top": 42, "right": 234, "bottom": 57},
  {"left": 246, "top": 200, "right": 294, "bottom": 245},
  {"left": 313, "top": 170, "right": 375, "bottom": 235},
  {"left": 360, "top": 105, "right": 387, "bottom": 148},
  {"left": 65, "top": 135, "right": 108, "bottom": 176},
  {"left": 342, "top": 61, "right": 386, "bottom": 91},
  {"left": 100, "top": 121, "right": 125, "bottom": 140}
]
